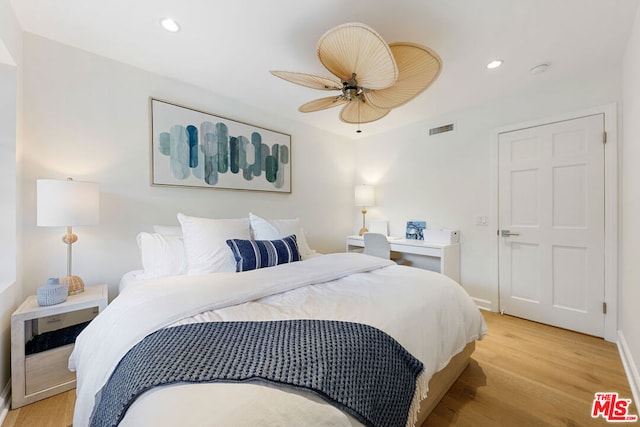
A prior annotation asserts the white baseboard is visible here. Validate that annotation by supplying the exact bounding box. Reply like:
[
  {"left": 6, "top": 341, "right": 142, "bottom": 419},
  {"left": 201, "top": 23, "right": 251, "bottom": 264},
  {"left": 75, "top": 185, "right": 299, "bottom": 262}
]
[
  {"left": 617, "top": 331, "right": 640, "bottom": 408},
  {"left": 471, "top": 297, "right": 494, "bottom": 312},
  {"left": 0, "top": 378, "right": 11, "bottom": 425}
]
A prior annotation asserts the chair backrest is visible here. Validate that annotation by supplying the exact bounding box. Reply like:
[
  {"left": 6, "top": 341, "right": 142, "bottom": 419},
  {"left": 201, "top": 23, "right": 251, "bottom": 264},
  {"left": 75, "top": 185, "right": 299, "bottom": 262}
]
[{"left": 363, "top": 232, "right": 391, "bottom": 259}]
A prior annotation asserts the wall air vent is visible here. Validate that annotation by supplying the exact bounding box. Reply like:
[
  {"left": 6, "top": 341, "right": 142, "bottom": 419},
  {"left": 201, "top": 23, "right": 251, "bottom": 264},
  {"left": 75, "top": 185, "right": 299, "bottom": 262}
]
[{"left": 429, "top": 123, "right": 454, "bottom": 136}]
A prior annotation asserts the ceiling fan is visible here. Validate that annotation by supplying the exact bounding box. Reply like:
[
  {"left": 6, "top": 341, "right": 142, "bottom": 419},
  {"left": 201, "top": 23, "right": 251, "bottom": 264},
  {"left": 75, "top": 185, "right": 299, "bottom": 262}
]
[{"left": 271, "top": 22, "right": 442, "bottom": 132}]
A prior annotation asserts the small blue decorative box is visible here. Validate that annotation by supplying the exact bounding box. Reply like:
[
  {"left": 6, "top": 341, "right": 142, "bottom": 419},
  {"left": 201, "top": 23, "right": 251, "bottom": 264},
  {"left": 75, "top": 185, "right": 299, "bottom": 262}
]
[{"left": 37, "top": 278, "right": 69, "bottom": 306}]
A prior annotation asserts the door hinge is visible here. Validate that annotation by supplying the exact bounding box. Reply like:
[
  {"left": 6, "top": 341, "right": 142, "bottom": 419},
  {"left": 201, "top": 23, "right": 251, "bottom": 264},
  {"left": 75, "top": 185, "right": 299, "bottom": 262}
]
[
  {"left": 603, "top": 302, "right": 607, "bottom": 314},
  {"left": 603, "top": 131, "right": 607, "bottom": 144}
]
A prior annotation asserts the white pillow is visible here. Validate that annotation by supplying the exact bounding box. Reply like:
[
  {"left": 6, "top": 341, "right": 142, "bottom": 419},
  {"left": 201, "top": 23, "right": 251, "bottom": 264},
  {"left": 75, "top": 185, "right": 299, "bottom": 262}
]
[
  {"left": 249, "top": 213, "right": 317, "bottom": 259},
  {"left": 153, "top": 225, "right": 182, "bottom": 237},
  {"left": 136, "top": 232, "right": 186, "bottom": 279},
  {"left": 178, "top": 213, "right": 250, "bottom": 274}
]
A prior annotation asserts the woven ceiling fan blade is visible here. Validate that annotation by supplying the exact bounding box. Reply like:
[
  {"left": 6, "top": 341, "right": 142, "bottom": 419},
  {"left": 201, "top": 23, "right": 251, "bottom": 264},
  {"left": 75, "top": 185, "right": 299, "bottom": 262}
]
[
  {"left": 270, "top": 71, "right": 342, "bottom": 90},
  {"left": 366, "top": 42, "right": 442, "bottom": 109},
  {"left": 299, "top": 96, "right": 348, "bottom": 112},
  {"left": 339, "top": 99, "right": 390, "bottom": 124},
  {"left": 317, "top": 23, "right": 398, "bottom": 90}
]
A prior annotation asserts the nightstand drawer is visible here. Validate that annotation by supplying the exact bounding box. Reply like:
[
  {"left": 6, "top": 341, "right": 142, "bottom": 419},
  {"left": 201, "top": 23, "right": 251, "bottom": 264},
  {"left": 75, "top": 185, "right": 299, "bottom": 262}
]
[{"left": 25, "top": 344, "right": 75, "bottom": 394}]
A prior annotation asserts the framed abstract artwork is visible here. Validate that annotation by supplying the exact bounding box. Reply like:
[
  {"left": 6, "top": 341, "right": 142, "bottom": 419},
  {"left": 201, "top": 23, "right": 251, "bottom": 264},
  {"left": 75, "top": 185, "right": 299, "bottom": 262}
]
[
  {"left": 150, "top": 98, "right": 291, "bottom": 193},
  {"left": 406, "top": 221, "right": 426, "bottom": 240}
]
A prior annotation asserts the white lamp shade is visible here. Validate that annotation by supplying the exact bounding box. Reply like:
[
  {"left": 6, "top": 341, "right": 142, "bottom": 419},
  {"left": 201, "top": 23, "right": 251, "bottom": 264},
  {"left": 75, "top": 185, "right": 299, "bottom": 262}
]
[
  {"left": 37, "top": 179, "right": 100, "bottom": 226},
  {"left": 354, "top": 185, "right": 375, "bottom": 207}
]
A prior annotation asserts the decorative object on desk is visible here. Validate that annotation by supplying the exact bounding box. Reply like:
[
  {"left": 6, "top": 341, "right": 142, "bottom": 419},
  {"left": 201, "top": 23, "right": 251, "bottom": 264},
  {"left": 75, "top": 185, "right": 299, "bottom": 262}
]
[
  {"left": 36, "top": 278, "right": 68, "bottom": 306},
  {"left": 37, "top": 178, "right": 100, "bottom": 295},
  {"left": 406, "top": 221, "right": 426, "bottom": 240},
  {"left": 354, "top": 184, "right": 375, "bottom": 235},
  {"left": 423, "top": 229, "right": 460, "bottom": 244},
  {"left": 150, "top": 98, "right": 291, "bottom": 193}
]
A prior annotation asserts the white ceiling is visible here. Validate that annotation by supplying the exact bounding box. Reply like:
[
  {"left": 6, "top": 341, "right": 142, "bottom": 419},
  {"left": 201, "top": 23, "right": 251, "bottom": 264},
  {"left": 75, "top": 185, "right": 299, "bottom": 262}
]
[{"left": 10, "top": 0, "right": 639, "bottom": 139}]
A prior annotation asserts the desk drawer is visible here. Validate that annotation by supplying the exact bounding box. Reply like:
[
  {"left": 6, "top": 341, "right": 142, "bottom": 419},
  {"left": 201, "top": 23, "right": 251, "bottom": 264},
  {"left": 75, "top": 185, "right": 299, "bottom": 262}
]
[{"left": 389, "top": 243, "right": 441, "bottom": 257}]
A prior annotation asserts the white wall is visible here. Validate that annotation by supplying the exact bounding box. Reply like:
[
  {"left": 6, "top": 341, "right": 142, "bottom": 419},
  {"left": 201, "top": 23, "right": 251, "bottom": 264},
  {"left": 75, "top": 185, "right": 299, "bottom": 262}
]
[
  {"left": 19, "top": 33, "right": 355, "bottom": 299},
  {"left": 355, "top": 68, "right": 621, "bottom": 310},
  {"left": 0, "top": 64, "right": 16, "bottom": 287},
  {"left": 0, "top": 0, "right": 20, "bottom": 68},
  {"left": 0, "top": 64, "right": 17, "bottom": 396},
  {"left": 620, "top": 4, "right": 640, "bottom": 404},
  {"left": 0, "top": 0, "right": 22, "bottom": 407}
]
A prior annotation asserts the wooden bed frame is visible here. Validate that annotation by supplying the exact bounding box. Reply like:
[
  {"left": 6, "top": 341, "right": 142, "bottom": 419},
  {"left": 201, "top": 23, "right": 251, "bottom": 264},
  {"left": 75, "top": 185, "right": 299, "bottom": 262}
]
[{"left": 415, "top": 341, "right": 475, "bottom": 425}]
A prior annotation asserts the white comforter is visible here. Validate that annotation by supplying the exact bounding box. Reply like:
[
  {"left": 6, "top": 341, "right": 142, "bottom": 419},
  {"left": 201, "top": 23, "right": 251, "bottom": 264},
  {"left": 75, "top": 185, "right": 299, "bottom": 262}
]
[{"left": 70, "top": 253, "right": 486, "bottom": 427}]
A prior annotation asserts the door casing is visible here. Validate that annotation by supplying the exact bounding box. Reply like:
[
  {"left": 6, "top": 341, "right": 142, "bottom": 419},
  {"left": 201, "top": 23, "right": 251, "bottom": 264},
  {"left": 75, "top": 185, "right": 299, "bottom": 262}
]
[{"left": 490, "top": 104, "right": 618, "bottom": 342}]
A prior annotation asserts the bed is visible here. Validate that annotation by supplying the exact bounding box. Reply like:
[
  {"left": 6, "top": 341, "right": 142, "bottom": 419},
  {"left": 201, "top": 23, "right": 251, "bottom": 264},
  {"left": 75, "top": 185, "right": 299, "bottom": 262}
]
[{"left": 69, "top": 213, "right": 486, "bottom": 427}]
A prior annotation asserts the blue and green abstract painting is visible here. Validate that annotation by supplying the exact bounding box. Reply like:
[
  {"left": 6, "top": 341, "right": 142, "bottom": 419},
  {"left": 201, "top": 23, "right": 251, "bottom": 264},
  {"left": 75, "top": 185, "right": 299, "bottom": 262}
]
[{"left": 152, "top": 99, "right": 290, "bottom": 193}]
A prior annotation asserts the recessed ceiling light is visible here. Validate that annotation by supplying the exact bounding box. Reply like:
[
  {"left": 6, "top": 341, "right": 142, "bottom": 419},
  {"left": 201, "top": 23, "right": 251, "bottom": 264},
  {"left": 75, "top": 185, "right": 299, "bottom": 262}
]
[
  {"left": 160, "top": 18, "right": 181, "bottom": 33},
  {"left": 486, "top": 59, "right": 503, "bottom": 70}
]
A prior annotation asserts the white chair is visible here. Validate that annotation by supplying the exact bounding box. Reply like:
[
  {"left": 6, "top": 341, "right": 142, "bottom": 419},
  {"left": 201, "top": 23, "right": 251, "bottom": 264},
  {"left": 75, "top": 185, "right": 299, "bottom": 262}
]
[
  {"left": 363, "top": 232, "right": 391, "bottom": 259},
  {"left": 363, "top": 233, "right": 408, "bottom": 265}
]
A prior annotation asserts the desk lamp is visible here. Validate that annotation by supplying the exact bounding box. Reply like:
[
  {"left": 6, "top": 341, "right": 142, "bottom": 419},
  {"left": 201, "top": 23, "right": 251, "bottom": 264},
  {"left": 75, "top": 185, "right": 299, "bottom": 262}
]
[{"left": 354, "top": 185, "right": 375, "bottom": 236}]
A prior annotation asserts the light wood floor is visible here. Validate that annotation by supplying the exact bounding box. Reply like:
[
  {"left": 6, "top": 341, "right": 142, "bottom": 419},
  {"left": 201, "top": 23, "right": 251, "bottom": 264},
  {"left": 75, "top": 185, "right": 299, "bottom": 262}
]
[
  {"left": 424, "top": 312, "right": 636, "bottom": 426},
  {"left": 3, "top": 312, "right": 635, "bottom": 427}
]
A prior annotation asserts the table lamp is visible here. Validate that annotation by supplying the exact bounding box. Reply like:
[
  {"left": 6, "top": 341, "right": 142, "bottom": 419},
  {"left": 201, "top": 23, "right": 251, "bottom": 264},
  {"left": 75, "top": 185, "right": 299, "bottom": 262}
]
[
  {"left": 37, "top": 178, "right": 100, "bottom": 294},
  {"left": 354, "top": 184, "right": 375, "bottom": 236}
]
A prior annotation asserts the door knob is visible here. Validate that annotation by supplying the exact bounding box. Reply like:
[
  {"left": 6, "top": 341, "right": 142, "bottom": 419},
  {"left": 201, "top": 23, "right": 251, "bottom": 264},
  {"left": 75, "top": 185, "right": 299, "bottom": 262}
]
[{"left": 501, "top": 229, "right": 520, "bottom": 237}]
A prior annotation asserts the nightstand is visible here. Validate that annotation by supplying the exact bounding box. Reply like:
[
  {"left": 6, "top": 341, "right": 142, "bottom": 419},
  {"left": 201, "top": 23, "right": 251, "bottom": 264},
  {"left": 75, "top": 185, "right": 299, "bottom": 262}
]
[{"left": 11, "top": 283, "right": 108, "bottom": 408}]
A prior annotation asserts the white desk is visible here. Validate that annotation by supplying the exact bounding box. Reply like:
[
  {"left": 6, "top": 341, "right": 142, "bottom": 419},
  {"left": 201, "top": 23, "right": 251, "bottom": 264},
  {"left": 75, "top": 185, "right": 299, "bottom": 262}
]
[{"left": 346, "top": 235, "right": 460, "bottom": 282}]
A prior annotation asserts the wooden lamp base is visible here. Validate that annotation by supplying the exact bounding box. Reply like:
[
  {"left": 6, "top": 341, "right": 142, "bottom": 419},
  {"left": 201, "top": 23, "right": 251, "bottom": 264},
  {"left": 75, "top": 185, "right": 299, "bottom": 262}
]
[{"left": 359, "top": 208, "right": 368, "bottom": 236}]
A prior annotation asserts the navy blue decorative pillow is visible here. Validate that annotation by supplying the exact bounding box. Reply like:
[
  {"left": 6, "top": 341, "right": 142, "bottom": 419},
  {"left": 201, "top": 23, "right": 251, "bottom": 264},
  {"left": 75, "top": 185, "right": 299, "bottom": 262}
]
[{"left": 226, "top": 235, "right": 301, "bottom": 272}]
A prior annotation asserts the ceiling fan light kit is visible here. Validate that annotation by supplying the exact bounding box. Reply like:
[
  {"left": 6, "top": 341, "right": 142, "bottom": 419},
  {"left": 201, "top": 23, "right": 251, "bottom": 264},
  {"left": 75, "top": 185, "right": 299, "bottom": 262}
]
[{"left": 271, "top": 22, "right": 441, "bottom": 132}]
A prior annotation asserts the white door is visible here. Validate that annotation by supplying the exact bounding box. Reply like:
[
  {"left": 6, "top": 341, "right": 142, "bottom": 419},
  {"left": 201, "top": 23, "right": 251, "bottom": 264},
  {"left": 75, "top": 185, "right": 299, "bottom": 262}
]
[{"left": 498, "top": 114, "right": 605, "bottom": 337}]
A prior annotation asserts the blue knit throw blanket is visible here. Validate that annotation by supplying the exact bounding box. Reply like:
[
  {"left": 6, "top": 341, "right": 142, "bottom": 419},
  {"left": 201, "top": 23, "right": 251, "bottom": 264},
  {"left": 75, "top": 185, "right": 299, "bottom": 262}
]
[{"left": 89, "top": 320, "right": 424, "bottom": 427}]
